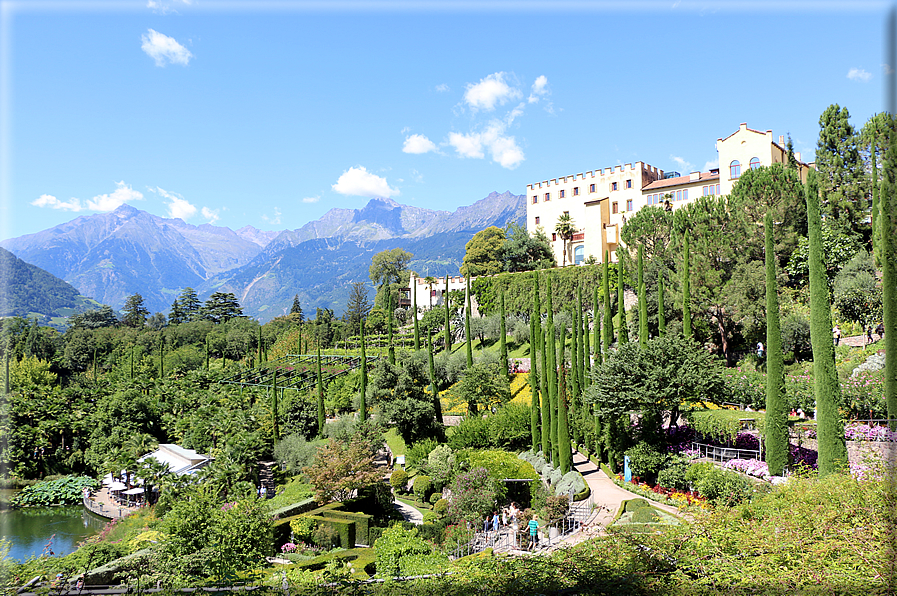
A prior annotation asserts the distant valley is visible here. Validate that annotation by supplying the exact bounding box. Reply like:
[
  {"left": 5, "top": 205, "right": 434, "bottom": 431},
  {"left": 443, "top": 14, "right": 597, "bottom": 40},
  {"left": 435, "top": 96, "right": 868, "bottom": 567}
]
[{"left": 1, "top": 192, "right": 525, "bottom": 322}]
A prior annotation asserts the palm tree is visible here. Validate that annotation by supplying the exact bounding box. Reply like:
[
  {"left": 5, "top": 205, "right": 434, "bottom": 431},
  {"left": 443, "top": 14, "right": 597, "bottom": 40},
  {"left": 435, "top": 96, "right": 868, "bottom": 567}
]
[
  {"left": 555, "top": 213, "right": 577, "bottom": 267},
  {"left": 424, "top": 276, "right": 437, "bottom": 309}
]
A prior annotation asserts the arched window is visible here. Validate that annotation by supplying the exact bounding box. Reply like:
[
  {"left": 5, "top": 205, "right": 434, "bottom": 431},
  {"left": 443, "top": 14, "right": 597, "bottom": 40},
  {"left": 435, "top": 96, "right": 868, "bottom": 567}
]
[
  {"left": 730, "top": 160, "right": 741, "bottom": 179},
  {"left": 574, "top": 245, "right": 585, "bottom": 265},
  {"left": 750, "top": 157, "right": 761, "bottom": 170}
]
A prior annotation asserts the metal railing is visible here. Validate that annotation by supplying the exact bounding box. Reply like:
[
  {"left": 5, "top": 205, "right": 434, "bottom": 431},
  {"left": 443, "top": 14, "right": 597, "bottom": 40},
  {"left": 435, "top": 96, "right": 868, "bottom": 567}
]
[
  {"left": 82, "top": 493, "right": 132, "bottom": 520},
  {"left": 690, "top": 442, "right": 760, "bottom": 462}
]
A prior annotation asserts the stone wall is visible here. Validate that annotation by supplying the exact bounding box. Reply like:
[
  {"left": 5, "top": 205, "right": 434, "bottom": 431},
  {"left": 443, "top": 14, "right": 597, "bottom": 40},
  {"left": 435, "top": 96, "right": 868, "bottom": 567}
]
[{"left": 793, "top": 437, "right": 896, "bottom": 468}]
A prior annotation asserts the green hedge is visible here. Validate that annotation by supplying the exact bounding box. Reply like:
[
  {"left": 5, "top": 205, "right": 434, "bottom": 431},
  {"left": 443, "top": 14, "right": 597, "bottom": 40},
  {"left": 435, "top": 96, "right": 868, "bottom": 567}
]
[
  {"left": 289, "top": 547, "right": 376, "bottom": 576},
  {"left": 270, "top": 497, "right": 318, "bottom": 520},
  {"left": 687, "top": 409, "right": 765, "bottom": 443},
  {"left": 274, "top": 501, "right": 371, "bottom": 547}
]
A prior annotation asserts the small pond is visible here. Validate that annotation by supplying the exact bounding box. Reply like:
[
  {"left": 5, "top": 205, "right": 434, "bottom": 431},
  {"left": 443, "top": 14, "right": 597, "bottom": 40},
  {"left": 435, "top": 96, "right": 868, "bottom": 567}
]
[{"left": 1, "top": 500, "right": 106, "bottom": 562}]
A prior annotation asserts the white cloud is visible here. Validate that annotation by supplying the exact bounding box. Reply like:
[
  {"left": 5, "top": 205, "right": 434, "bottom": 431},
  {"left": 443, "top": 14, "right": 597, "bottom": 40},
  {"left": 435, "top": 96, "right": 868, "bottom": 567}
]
[
  {"left": 884, "top": 63, "right": 895, "bottom": 75},
  {"left": 332, "top": 166, "right": 399, "bottom": 198},
  {"left": 31, "top": 194, "right": 83, "bottom": 211},
  {"left": 262, "top": 207, "right": 282, "bottom": 225},
  {"left": 154, "top": 187, "right": 197, "bottom": 220},
  {"left": 147, "top": 0, "right": 191, "bottom": 15},
  {"left": 448, "top": 132, "right": 485, "bottom": 159},
  {"left": 528, "top": 75, "right": 549, "bottom": 103},
  {"left": 86, "top": 181, "right": 143, "bottom": 211},
  {"left": 201, "top": 206, "right": 220, "bottom": 223},
  {"left": 669, "top": 155, "right": 694, "bottom": 174},
  {"left": 32, "top": 182, "right": 143, "bottom": 212},
  {"left": 402, "top": 134, "right": 438, "bottom": 154},
  {"left": 435, "top": 83, "right": 450, "bottom": 93},
  {"left": 448, "top": 120, "right": 524, "bottom": 169},
  {"left": 703, "top": 159, "right": 719, "bottom": 172},
  {"left": 847, "top": 67, "right": 872, "bottom": 82},
  {"left": 463, "top": 72, "right": 521, "bottom": 111},
  {"left": 302, "top": 196, "right": 320, "bottom": 203},
  {"left": 141, "top": 29, "right": 193, "bottom": 67}
]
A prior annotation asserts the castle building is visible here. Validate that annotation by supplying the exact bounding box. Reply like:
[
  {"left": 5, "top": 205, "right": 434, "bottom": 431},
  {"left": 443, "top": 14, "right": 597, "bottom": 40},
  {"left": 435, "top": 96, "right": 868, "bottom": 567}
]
[{"left": 526, "top": 123, "right": 812, "bottom": 266}]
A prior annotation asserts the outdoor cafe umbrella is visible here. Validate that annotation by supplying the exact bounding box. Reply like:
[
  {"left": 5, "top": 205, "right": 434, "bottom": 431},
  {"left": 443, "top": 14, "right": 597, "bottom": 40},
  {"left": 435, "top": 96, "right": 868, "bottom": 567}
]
[{"left": 108, "top": 481, "right": 127, "bottom": 491}]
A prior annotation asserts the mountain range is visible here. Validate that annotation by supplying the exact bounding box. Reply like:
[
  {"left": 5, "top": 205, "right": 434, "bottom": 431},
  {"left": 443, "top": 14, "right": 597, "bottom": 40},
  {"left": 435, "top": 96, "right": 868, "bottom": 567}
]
[{"left": 1, "top": 191, "right": 525, "bottom": 321}]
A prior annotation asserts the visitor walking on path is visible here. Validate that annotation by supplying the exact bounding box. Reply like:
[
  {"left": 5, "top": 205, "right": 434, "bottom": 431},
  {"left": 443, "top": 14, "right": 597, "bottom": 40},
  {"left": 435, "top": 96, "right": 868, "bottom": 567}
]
[
  {"left": 528, "top": 517, "right": 539, "bottom": 550},
  {"left": 833, "top": 325, "right": 842, "bottom": 346}
]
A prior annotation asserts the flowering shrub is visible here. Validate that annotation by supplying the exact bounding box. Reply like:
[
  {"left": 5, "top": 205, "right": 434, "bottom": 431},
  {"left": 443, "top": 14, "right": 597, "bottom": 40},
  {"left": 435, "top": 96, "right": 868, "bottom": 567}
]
[
  {"left": 280, "top": 542, "right": 298, "bottom": 553},
  {"left": 844, "top": 422, "right": 897, "bottom": 442},
  {"left": 842, "top": 370, "right": 885, "bottom": 419},
  {"left": 724, "top": 458, "right": 770, "bottom": 480}
]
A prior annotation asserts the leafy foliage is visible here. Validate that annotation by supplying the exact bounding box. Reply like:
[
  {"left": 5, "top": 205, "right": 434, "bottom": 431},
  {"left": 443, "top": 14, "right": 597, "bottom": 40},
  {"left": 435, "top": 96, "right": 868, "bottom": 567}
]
[{"left": 11, "top": 475, "right": 97, "bottom": 506}]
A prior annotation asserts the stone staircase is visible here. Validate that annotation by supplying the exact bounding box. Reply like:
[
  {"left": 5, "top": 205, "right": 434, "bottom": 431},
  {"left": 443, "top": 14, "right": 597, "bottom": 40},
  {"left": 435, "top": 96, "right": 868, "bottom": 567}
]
[{"left": 258, "top": 461, "right": 276, "bottom": 496}]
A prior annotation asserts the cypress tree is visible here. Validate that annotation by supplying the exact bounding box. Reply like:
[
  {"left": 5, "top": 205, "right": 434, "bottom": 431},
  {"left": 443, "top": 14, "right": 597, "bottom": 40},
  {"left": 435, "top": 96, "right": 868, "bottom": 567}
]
[
  {"left": 387, "top": 290, "right": 395, "bottom": 365},
  {"left": 581, "top": 285, "right": 591, "bottom": 384},
  {"left": 880, "top": 130, "right": 897, "bottom": 428},
  {"left": 359, "top": 319, "right": 367, "bottom": 422},
  {"left": 529, "top": 284, "right": 541, "bottom": 451},
  {"left": 316, "top": 345, "right": 325, "bottom": 438},
  {"left": 682, "top": 230, "right": 693, "bottom": 339},
  {"left": 413, "top": 281, "right": 421, "bottom": 351},
  {"left": 540, "top": 328, "right": 551, "bottom": 457},
  {"left": 872, "top": 144, "right": 881, "bottom": 268},
  {"left": 617, "top": 256, "right": 629, "bottom": 344},
  {"left": 500, "top": 288, "right": 509, "bottom": 379},
  {"left": 158, "top": 340, "right": 163, "bottom": 378},
  {"left": 444, "top": 275, "right": 452, "bottom": 354},
  {"left": 272, "top": 368, "right": 279, "bottom": 442},
  {"left": 557, "top": 328, "right": 572, "bottom": 474},
  {"left": 638, "top": 244, "right": 648, "bottom": 349},
  {"left": 571, "top": 307, "right": 581, "bottom": 405},
  {"left": 4, "top": 348, "right": 9, "bottom": 395},
  {"left": 764, "top": 211, "right": 788, "bottom": 476},
  {"left": 807, "top": 170, "right": 848, "bottom": 473},
  {"left": 131, "top": 346, "right": 135, "bottom": 380},
  {"left": 593, "top": 286, "right": 601, "bottom": 365},
  {"left": 427, "top": 328, "right": 442, "bottom": 424},
  {"left": 205, "top": 338, "right": 209, "bottom": 371},
  {"left": 603, "top": 254, "right": 613, "bottom": 354},
  {"left": 658, "top": 274, "right": 666, "bottom": 337},
  {"left": 552, "top": 322, "right": 561, "bottom": 465},
  {"left": 465, "top": 277, "right": 473, "bottom": 368}
]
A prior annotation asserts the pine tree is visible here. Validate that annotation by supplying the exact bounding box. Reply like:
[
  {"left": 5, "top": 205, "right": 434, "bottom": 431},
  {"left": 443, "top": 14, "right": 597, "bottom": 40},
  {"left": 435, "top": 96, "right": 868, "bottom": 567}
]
[
  {"left": 638, "top": 244, "right": 648, "bottom": 349},
  {"left": 764, "top": 211, "right": 788, "bottom": 476},
  {"left": 807, "top": 169, "right": 848, "bottom": 473},
  {"left": 291, "top": 294, "right": 304, "bottom": 320},
  {"left": 122, "top": 293, "right": 150, "bottom": 328},
  {"left": 316, "top": 345, "right": 325, "bottom": 438},
  {"left": 178, "top": 287, "right": 202, "bottom": 322},
  {"left": 444, "top": 275, "right": 452, "bottom": 354},
  {"left": 359, "top": 319, "right": 367, "bottom": 422},
  {"left": 880, "top": 128, "right": 897, "bottom": 428},
  {"left": 658, "top": 274, "right": 666, "bottom": 336},
  {"left": 682, "top": 230, "right": 693, "bottom": 339},
  {"left": 465, "top": 277, "right": 473, "bottom": 368},
  {"left": 169, "top": 299, "right": 186, "bottom": 325},
  {"left": 617, "top": 256, "right": 628, "bottom": 344}
]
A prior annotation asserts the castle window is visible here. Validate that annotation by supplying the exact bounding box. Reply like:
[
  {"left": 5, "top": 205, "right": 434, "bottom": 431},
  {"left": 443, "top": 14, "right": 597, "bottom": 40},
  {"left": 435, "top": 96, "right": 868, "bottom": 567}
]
[
  {"left": 730, "top": 160, "right": 741, "bottom": 179},
  {"left": 535, "top": 216, "right": 540, "bottom": 225},
  {"left": 702, "top": 186, "right": 708, "bottom": 196},
  {"left": 611, "top": 182, "right": 618, "bottom": 191},
  {"left": 626, "top": 179, "right": 632, "bottom": 189},
  {"left": 626, "top": 199, "right": 633, "bottom": 211},
  {"left": 589, "top": 184, "right": 596, "bottom": 193},
  {"left": 532, "top": 195, "right": 538, "bottom": 204},
  {"left": 573, "top": 187, "right": 579, "bottom": 196},
  {"left": 750, "top": 157, "right": 761, "bottom": 170},
  {"left": 612, "top": 202, "right": 619, "bottom": 214},
  {"left": 559, "top": 189, "right": 565, "bottom": 198},
  {"left": 552, "top": 233, "right": 557, "bottom": 241},
  {"left": 544, "top": 193, "right": 551, "bottom": 202},
  {"left": 683, "top": 189, "right": 688, "bottom": 201}
]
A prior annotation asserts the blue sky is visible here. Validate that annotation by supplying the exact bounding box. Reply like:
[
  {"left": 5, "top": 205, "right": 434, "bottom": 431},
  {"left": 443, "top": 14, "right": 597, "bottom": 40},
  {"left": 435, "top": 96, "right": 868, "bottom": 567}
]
[{"left": 0, "top": 0, "right": 887, "bottom": 241}]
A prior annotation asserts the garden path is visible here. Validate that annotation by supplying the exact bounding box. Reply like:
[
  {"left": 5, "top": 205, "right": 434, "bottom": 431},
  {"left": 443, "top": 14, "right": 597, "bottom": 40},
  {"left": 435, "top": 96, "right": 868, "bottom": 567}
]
[
  {"left": 559, "top": 451, "right": 682, "bottom": 546},
  {"left": 393, "top": 498, "right": 424, "bottom": 525}
]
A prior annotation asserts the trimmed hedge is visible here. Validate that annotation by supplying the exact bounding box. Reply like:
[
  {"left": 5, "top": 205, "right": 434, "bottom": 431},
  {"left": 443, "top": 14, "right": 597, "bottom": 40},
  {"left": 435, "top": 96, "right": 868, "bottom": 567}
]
[
  {"left": 274, "top": 501, "right": 372, "bottom": 548},
  {"left": 270, "top": 497, "right": 317, "bottom": 520},
  {"left": 624, "top": 498, "right": 650, "bottom": 513}
]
